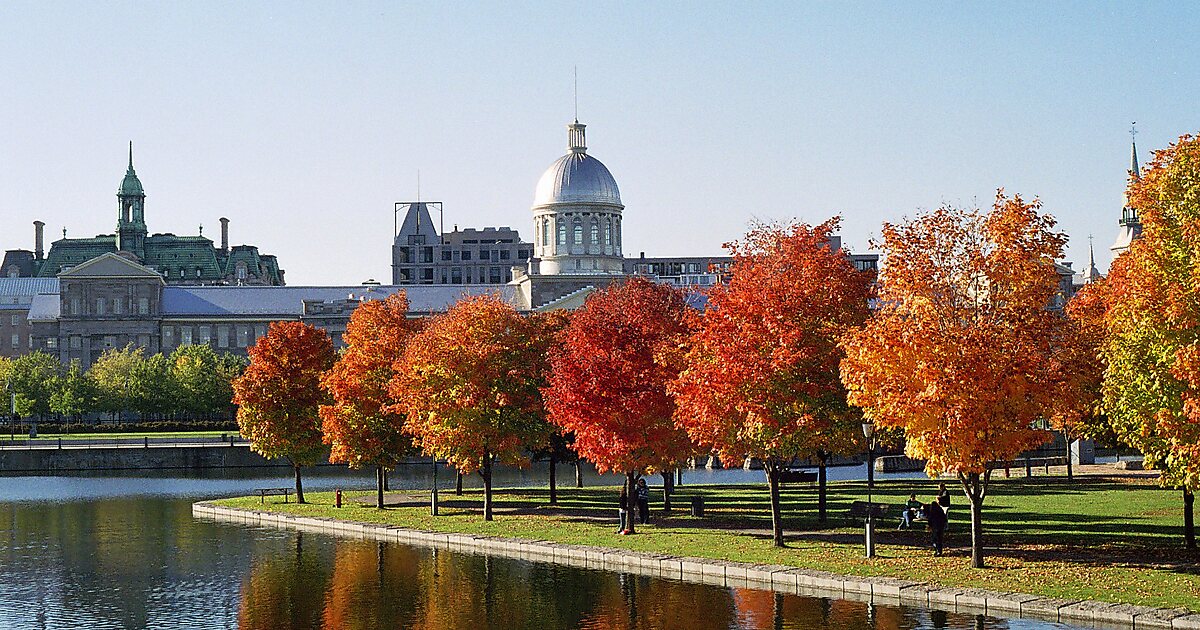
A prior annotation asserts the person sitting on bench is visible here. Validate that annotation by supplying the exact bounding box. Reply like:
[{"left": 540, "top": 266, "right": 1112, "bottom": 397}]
[{"left": 899, "top": 493, "right": 924, "bottom": 529}]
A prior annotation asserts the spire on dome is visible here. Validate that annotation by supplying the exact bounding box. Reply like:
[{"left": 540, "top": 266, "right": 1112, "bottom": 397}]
[
  {"left": 568, "top": 121, "right": 587, "bottom": 153},
  {"left": 119, "top": 141, "right": 144, "bottom": 196}
]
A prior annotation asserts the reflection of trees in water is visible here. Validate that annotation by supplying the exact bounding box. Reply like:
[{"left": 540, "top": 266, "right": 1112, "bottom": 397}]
[
  {"left": 238, "top": 532, "right": 334, "bottom": 630},
  {"left": 577, "top": 572, "right": 738, "bottom": 629}
]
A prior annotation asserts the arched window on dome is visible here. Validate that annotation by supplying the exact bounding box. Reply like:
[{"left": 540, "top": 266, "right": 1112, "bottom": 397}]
[
  {"left": 573, "top": 221, "right": 583, "bottom": 246},
  {"left": 590, "top": 223, "right": 599, "bottom": 248},
  {"left": 558, "top": 221, "right": 567, "bottom": 247},
  {"left": 604, "top": 221, "right": 612, "bottom": 248},
  {"left": 615, "top": 218, "right": 622, "bottom": 251},
  {"left": 541, "top": 219, "right": 550, "bottom": 250}
]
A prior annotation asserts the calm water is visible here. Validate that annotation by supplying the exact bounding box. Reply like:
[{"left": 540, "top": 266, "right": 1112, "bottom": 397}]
[{"left": 0, "top": 466, "right": 1084, "bottom": 630}]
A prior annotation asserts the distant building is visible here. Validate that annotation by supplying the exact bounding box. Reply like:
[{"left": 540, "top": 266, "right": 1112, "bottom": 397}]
[
  {"left": 0, "top": 278, "right": 57, "bottom": 358},
  {"left": 390, "top": 202, "right": 533, "bottom": 285},
  {"left": 2, "top": 144, "right": 284, "bottom": 286},
  {"left": 26, "top": 252, "right": 518, "bottom": 367}
]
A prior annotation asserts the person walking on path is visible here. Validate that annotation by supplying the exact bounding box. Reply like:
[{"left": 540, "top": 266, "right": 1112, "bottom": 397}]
[
  {"left": 927, "top": 499, "right": 947, "bottom": 556},
  {"left": 617, "top": 485, "right": 630, "bottom": 534},
  {"left": 636, "top": 478, "right": 651, "bottom": 525}
]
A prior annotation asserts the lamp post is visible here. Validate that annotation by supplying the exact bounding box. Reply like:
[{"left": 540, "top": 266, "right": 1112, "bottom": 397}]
[{"left": 862, "top": 418, "right": 877, "bottom": 558}]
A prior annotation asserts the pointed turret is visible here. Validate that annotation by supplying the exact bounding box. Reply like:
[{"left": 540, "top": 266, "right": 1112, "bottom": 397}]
[{"left": 116, "top": 142, "right": 147, "bottom": 260}]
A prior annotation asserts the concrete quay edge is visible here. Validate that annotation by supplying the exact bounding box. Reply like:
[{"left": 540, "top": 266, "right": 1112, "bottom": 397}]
[{"left": 191, "top": 501, "right": 1195, "bottom": 628}]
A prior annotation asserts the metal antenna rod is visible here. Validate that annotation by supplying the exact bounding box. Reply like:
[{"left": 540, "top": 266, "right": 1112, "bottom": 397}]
[{"left": 574, "top": 66, "right": 578, "bottom": 122}]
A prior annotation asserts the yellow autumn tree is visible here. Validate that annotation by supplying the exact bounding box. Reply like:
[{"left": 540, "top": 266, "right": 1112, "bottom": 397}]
[{"left": 840, "top": 192, "right": 1091, "bottom": 568}]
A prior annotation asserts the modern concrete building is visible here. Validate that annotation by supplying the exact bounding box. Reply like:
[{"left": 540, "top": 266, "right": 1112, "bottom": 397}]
[{"left": 2, "top": 144, "right": 284, "bottom": 286}]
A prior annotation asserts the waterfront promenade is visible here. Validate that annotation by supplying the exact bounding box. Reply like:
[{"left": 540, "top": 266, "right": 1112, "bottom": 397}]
[{"left": 200, "top": 468, "right": 1200, "bottom": 622}]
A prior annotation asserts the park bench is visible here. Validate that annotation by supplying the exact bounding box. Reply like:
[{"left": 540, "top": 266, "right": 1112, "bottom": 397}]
[
  {"left": 846, "top": 500, "right": 888, "bottom": 524},
  {"left": 778, "top": 468, "right": 818, "bottom": 483},
  {"left": 257, "top": 487, "right": 292, "bottom": 504}
]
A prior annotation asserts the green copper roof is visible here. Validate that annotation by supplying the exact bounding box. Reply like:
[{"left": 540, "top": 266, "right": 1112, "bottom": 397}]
[{"left": 119, "top": 142, "right": 144, "bottom": 196}]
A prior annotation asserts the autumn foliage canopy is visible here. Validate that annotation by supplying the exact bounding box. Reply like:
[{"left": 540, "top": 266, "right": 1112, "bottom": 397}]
[
  {"left": 233, "top": 321, "right": 336, "bottom": 466},
  {"left": 841, "top": 194, "right": 1089, "bottom": 476},
  {"left": 545, "top": 277, "right": 696, "bottom": 475},
  {"left": 320, "top": 292, "right": 416, "bottom": 470},
  {"left": 1100, "top": 134, "right": 1200, "bottom": 493},
  {"left": 391, "top": 294, "right": 550, "bottom": 476},
  {"left": 673, "top": 218, "right": 873, "bottom": 466}
]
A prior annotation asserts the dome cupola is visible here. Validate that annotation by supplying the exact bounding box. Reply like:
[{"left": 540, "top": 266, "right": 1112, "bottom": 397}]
[
  {"left": 533, "top": 122, "right": 622, "bottom": 207},
  {"left": 531, "top": 120, "right": 625, "bottom": 276}
]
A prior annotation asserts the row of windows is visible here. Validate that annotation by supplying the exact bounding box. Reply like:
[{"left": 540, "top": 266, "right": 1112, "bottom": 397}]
[
  {"left": 400, "top": 247, "right": 531, "bottom": 264},
  {"left": 536, "top": 215, "right": 621, "bottom": 253},
  {"left": 163, "top": 324, "right": 267, "bottom": 349},
  {"left": 66, "top": 297, "right": 151, "bottom": 316}
]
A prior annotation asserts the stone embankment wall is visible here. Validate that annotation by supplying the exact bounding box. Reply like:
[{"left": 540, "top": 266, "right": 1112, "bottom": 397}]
[
  {"left": 0, "top": 444, "right": 286, "bottom": 472},
  {"left": 193, "top": 501, "right": 1200, "bottom": 629}
]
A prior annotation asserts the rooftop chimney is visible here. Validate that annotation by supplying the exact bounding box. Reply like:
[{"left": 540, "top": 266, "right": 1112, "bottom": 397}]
[
  {"left": 219, "top": 217, "right": 229, "bottom": 253},
  {"left": 34, "top": 221, "right": 45, "bottom": 259}
]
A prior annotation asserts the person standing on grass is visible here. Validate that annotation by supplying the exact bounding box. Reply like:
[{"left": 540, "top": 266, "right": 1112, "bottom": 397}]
[
  {"left": 617, "top": 485, "right": 630, "bottom": 534},
  {"left": 937, "top": 482, "right": 951, "bottom": 510},
  {"left": 927, "top": 499, "right": 947, "bottom": 556},
  {"left": 636, "top": 478, "right": 651, "bottom": 525}
]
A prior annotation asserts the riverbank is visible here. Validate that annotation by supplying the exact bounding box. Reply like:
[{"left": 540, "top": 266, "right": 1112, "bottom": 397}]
[{"left": 203, "top": 475, "right": 1199, "bottom": 619}]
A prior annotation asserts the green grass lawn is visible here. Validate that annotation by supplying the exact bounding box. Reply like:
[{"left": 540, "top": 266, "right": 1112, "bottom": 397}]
[{"left": 214, "top": 476, "right": 1200, "bottom": 611}]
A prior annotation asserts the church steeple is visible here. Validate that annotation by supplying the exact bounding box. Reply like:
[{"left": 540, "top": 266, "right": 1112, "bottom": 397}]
[
  {"left": 116, "top": 141, "right": 147, "bottom": 260},
  {"left": 1112, "top": 125, "right": 1144, "bottom": 257}
]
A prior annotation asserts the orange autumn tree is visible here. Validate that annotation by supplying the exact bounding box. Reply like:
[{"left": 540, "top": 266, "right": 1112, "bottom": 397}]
[
  {"left": 545, "top": 277, "right": 696, "bottom": 535},
  {"left": 1101, "top": 134, "right": 1200, "bottom": 548},
  {"left": 840, "top": 193, "right": 1090, "bottom": 568},
  {"left": 233, "top": 321, "right": 335, "bottom": 504},
  {"left": 320, "top": 292, "right": 417, "bottom": 509},
  {"left": 673, "top": 219, "right": 873, "bottom": 547},
  {"left": 391, "top": 294, "right": 549, "bottom": 521}
]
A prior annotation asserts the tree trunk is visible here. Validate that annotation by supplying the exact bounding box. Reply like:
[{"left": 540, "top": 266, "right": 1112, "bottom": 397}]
[
  {"left": 624, "top": 472, "right": 637, "bottom": 534},
  {"left": 456, "top": 471, "right": 464, "bottom": 496},
  {"left": 1065, "top": 434, "right": 1073, "bottom": 481},
  {"left": 817, "top": 451, "right": 828, "bottom": 523},
  {"left": 575, "top": 460, "right": 584, "bottom": 488},
  {"left": 482, "top": 450, "right": 494, "bottom": 521},
  {"left": 376, "top": 465, "right": 385, "bottom": 509},
  {"left": 767, "top": 463, "right": 783, "bottom": 547},
  {"left": 660, "top": 471, "right": 672, "bottom": 512},
  {"left": 549, "top": 452, "right": 558, "bottom": 505},
  {"left": 383, "top": 468, "right": 390, "bottom": 492},
  {"left": 294, "top": 464, "right": 305, "bottom": 505},
  {"left": 960, "top": 471, "right": 989, "bottom": 568},
  {"left": 1185, "top": 488, "right": 1196, "bottom": 550}
]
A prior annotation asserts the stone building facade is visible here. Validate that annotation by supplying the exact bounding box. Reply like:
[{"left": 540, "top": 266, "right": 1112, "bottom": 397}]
[{"left": 0, "top": 278, "right": 56, "bottom": 358}]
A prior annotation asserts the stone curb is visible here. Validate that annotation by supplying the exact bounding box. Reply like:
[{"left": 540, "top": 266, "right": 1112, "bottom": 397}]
[{"left": 191, "top": 501, "right": 1195, "bottom": 628}]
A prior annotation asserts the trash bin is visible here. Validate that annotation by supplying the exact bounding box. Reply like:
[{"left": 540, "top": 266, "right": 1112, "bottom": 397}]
[{"left": 690, "top": 496, "right": 705, "bottom": 517}]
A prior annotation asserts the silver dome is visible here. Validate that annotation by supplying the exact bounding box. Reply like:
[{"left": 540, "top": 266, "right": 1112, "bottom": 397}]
[{"left": 533, "top": 152, "right": 622, "bottom": 207}]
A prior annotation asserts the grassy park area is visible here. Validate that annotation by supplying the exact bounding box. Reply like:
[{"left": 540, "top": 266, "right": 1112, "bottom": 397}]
[{"left": 215, "top": 472, "right": 1200, "bottom": 611}]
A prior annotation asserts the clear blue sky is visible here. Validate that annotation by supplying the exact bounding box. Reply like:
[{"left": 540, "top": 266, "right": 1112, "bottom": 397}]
[{"left": 1, "top": 2, "right": 1196, "bottom": 284}]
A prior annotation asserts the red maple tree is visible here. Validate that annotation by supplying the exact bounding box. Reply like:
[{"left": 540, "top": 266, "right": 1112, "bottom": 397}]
[
  {"left": 320, "top": 292, "right": 417, "bottom": 509},
  {"left": 545, "top": 277, "right": 696, "bottom": 534},
  {"left": 391, "top": 294, "right": 549, "bottom": 521},
  {"left": 233, "top": 321, "right": 335, "bottom": 503},
  {"left": 673, "top": 219, "right": 873, "bottom": 546}
]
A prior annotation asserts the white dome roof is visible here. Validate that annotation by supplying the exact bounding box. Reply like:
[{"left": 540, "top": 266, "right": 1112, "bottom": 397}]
[{"left": 534, "top": 152, "right": 622, "bottom": 207}]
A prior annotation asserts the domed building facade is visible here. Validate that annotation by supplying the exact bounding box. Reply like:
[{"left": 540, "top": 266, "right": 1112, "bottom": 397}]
[{"left": 532, "top": 121, "right": 625, "bottom": 275}]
